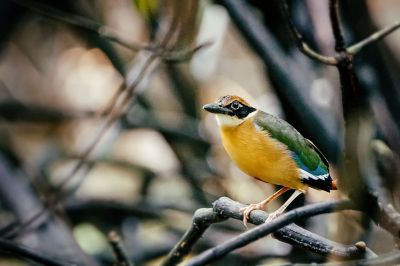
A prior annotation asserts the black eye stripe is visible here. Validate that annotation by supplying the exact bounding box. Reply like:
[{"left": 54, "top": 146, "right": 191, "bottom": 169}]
[{"left": 226, "top": 101, "right": 256, "bottom": 119}]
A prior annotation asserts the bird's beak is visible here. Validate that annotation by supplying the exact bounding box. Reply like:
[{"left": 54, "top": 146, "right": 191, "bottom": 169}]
[{"left": 202, "top": 103, "right": 233, "bottom": 115}]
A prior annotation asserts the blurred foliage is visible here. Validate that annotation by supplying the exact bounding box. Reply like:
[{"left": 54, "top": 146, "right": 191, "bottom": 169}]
[{"left": 134, "top": 0, "right": 159, "bottom": 19}]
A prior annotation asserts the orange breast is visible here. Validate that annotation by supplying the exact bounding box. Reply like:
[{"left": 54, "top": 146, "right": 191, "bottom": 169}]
[{"left": 220, "top": 118, "right": 306, "bottom": 191}]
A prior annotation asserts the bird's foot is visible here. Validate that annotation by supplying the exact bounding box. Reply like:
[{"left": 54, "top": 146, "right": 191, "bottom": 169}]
[
  {"left": 265, "top": 210, "right": 281, "bottom": 223},
  {"left": 239, "top": 203, "right": 265, "bottom": 228}
]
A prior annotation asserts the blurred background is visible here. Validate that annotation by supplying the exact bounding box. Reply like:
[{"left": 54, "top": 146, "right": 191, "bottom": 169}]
[{"left": 0, "top": 0, "right": 399, "bottom": 265}]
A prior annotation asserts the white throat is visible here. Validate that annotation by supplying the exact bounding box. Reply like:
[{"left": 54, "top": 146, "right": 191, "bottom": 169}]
[{"left": 215, "top": 110, "right": 257, "bottom": 128}]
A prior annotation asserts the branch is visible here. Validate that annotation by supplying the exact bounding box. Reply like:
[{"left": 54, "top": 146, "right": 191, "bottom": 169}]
[
  {"left": 6, "top": 0, "right": 198, "bottom": 236},
  {"left": 163, "top": 197, "right": 370, "bottom": 265},
  {"left": 11, "top": 0, "right": 209, "bottom": 62},
  {"left": 0, "top": 155, "right": 98, "bottom": 265},
  {"left": 108, "top": 231, "right": 133, "bottom": 266},
  {"left": 212, "top": 197, "right": 375, "bottom": 259},
  {"left": 347, "top": 21, "right": 400, "bottom": 55},
  {"left": 367, "top": 194, "right": 400, "bottom": 239},
  {"left": 0, "top": 238, "right": 75, "bottom": 266},
  {"left": 280, "top": 0, "right": 337, "bottom": 65},
  {"left": 186, "top": 199, "right": 357, "bottom": 266},
  {"left": 162, "top": 208, "right": 227, "bottom": 266},
  {"left": 329, "top": 0, "right": 346, "bottom": 52},
  {"left": 0, "top": 101, "right": 92, "bottom": 122},
  {"left": 325, "top": 0, "right": 400, "bottom": 241},
  {"left": 11, "top": 0, "right": 147, "bottom": 51},
  {"left": 299, "top": 251, "right": 400, "bottom": 266}
]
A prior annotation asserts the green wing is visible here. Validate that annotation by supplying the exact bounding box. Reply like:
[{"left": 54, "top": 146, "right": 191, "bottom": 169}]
[{"left": 253, "top": 111, "right": 327, "bottom": 172}]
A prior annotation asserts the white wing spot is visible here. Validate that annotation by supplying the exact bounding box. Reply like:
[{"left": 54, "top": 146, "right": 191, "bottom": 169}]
[{"left": 299, "top": 169, "right": 329, "bottom": 181}]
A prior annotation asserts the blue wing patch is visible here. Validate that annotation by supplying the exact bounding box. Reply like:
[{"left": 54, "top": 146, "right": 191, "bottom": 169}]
[
  {"left": 291, "top": 152, "right": 328, "bottom": 176},
  {"left": 291, "top": 152, "right": 332, "bottom": 192}
]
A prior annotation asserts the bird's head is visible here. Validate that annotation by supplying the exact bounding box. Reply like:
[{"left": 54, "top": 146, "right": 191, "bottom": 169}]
[{"left": 203, "top": 95, "right": 257, "bottom": 127}]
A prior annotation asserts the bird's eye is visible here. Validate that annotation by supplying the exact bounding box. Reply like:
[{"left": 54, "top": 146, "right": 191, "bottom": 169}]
[{"left": 230, "top": 102, "right": 242, "bottom": 110}]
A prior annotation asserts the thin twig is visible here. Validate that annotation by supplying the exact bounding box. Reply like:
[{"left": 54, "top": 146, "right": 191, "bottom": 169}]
[
  {"left": 53, "top": 55, "right": 159, "bottom": 198},
  {"left": 12, "top": 0, "right": 208, "bottom": 63},
  {"left": 347, "top": 21, "right": 400, "bottom": 55},
  {"left": 329, "top": 0, "right": 346, "bottom": 52},
  {"left": 186, "top": 200, "right": 356, "bottom": 266},
  {"left": 108, "top": 231, "right": 133, "bottom": 266},
  {"left": 0, "top": 238, "right": 76, "bottom": 266},
  {"left": 280, "top": 0, "right": 337, "bottom": 65},
  {"left": 8, "top": 0, "right": 185, "bottom": 238},
  {"left": 0, "top": 220, "right": 19, "bottom": 237},
  {"left": 162, "top": 41, "right": 213, "bottom": 63},
  {"left": 3, "top": 206, "right": 48, "bottom": 239},
  {"left": 11, "top": 0, "right": 148, "bottom": 51}
]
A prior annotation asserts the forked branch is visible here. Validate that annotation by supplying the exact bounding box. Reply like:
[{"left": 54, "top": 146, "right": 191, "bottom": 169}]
[
  {"left": 163, "top": 197, "right": 371, "bottom": 265},
  {"left": 186, "top": 199, "right": 357, "bottom": 265}
]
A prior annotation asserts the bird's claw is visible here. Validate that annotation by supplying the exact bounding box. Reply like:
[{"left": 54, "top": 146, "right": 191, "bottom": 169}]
[
  {"left": 240, "top": 203, "right": 263, "bottom": 228},
  {"left": 265, "top": 210, "right": 280, "bottom": 223}
]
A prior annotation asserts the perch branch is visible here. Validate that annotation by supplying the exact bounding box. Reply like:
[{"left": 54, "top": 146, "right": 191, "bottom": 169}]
[
  {"left": 212, "top": 197, "right": 375, "bottom": 259},
  {"left": 163, "top": 197, "right": 370, "bottom": 265},
  {"left": 186, "top": 199, "right": 357, "bottom": 266}
]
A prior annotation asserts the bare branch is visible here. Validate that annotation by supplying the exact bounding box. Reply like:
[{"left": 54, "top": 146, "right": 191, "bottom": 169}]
[
  {"left": 186, "top": 200, "right": 356, "bottom": 266},
  {"left": 0, "top": 101, "right": 93, "bottom": 122},
  {"left": 8, "top": 0, "right": 188, "bottom": 237},
  {"left": 0, "top": 156, "right": 98, "bottom": 265},
  {"left": 369, "top": 195, "right": 400, "bottom": 239},
  {"left": 164, "top": 197, "right": 370, "bottom": 265},
  {"left": 280, "top": 0, "right": 337, "bottom": 65},
  {"left": 347, "top": 21, "right": 400, "bottom": 55},
  {"left": 326, "top": 0, "right": 400, "bottom": 242},
  {"left": 12, "top": 0, "right": 208, "bottom": 63},
  {"left": 298, "top": 251, "right": 400, "bottom": 266},
  {"left": 0, "top": 238, "right": 76, "bottom": 266},
  {"left": 162, "top": 208, "right": 226, "bottom": 266},
  {"left": 212, "top": 197, "right": 375, "bottom": 259},
  {"left": 11, "top": 0, "right": 148, "bottom": 51},
  {"left": 162, "top": 41, "right": 213, "bottom": 63},
  {"left": 329, "top": 0, "right": 346, "bottom": 52},
  {"left": 108, "top": 231, "right": 133, "bottom": 266}
]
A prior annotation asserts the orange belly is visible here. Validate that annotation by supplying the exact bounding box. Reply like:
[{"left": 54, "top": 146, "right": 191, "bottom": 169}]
[{"left": 220, "top": 118, "right": 306, "bottom": 191}]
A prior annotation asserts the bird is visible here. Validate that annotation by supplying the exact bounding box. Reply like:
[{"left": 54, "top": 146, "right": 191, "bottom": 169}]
[{"left": 203, "top": 95, "right": 337, "bottom": 227}]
